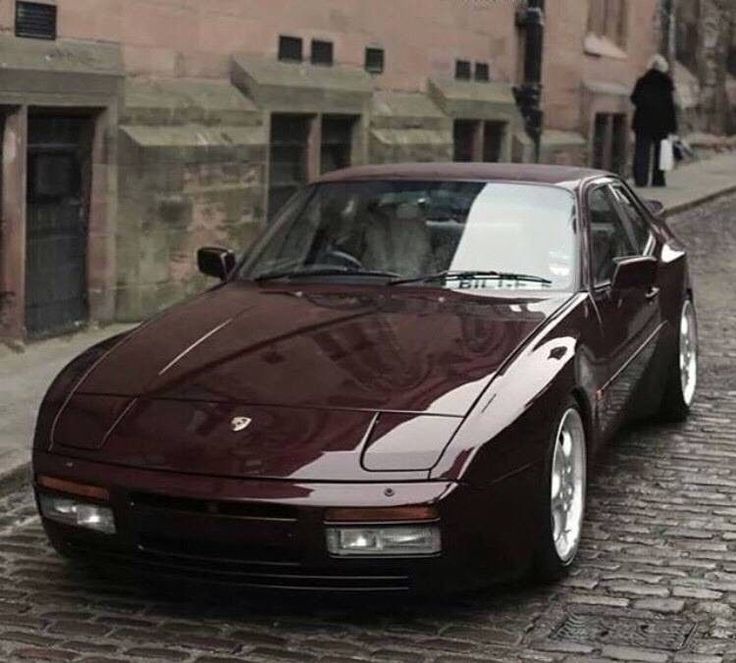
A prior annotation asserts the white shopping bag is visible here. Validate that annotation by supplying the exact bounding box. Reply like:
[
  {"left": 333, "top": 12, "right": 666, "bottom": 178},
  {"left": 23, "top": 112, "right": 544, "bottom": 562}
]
[{"left": 659, "top": 137, "right": 675, "bottom": 171}]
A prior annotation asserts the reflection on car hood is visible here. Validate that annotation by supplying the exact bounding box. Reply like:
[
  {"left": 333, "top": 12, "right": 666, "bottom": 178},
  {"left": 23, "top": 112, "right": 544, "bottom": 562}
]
[{"left": 74, "top": 283, "right": 570, "bottom": 416}]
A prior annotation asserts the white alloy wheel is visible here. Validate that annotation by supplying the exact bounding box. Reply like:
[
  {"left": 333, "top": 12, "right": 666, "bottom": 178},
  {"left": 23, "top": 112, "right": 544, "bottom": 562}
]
[
  {"left": 679, "top": 299, "right": 698, "bottom": 407},
  {"left": 550, "top": 408, "right": 587, "bottom": 564}
]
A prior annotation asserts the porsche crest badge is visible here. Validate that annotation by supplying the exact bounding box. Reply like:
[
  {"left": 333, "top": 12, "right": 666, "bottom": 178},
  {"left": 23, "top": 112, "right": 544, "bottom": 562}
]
[{"left": 230, "top": 416, "right": 252, "bottom": 432}]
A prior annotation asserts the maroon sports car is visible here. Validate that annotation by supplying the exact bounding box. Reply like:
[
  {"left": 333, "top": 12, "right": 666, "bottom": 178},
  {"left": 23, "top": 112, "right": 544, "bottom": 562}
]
[{"left": 33, "top": 163, "right": 697, "bottom": 593}]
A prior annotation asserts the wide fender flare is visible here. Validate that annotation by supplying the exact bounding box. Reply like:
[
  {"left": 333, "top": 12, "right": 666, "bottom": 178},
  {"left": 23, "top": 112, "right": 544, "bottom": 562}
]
[{"left": 430, "top": 334, "right": 590, "bottom": 483}]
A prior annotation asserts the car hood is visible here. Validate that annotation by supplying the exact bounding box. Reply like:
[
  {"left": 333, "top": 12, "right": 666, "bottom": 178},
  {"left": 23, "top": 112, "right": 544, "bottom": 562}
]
[
  {"left": 73, "top": 282, "right": 569, "bottom": 416},
  {"left": 51, "top": 283, "right": 570, "bottom": 481}
]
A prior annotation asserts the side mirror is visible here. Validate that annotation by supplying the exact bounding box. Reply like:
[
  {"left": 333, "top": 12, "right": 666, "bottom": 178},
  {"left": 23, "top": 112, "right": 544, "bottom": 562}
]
[
  {"left": 197, "top": 247, "right": 236, "bottom": 280},
  {"left": 644, "top": 199, "right": 665, "bottom": 217},
  {"left": 611, "top": 256, "right": 657, "bottom": 291}
]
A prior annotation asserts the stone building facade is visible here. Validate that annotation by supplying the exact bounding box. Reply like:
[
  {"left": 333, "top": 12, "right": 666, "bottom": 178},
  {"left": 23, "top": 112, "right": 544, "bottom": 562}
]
[
  {"left": 0, "top": 0, "right": 676, "bottom": 341},
  {"left": 670, "top": 0, "right": 736, "bottom": 136}
]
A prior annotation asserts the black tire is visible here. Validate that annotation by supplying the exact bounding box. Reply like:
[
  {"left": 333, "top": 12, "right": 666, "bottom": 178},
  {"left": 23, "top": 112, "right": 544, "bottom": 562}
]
[
  {"left": 534, "top": 399, "right": 587, "bottom": 582},
  {"left": 659, "top": 299, "right": 698, "bottom": 422}
]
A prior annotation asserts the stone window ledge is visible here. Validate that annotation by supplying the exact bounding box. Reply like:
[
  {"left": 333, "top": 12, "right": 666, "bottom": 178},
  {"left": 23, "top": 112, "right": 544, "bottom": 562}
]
[{"left": 584, "top": 33, "right": 628, "bottom": 60}]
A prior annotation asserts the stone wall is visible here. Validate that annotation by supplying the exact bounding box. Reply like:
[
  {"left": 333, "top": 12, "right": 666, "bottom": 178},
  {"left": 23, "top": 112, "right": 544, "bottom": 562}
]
[
  {"left": 672, "top": 0, "right": 736, "bottom": 137},
  {"left": 115, "top": 79, "right": 266, "bottom": 320},
  {"left": 698, "top": 0, "right": 735, "bottom": 134},
  {"left": 369, "top": 92, "right": 452, "bottom": 164},
  {"left": 1, "top": 0, "right": 520, "bottom": 89}
]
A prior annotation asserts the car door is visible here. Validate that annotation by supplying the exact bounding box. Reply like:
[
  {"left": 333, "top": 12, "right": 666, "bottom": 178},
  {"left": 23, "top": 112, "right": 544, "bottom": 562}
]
[{"left": 586, "top": 181, "right": 663, "bottom": 435}]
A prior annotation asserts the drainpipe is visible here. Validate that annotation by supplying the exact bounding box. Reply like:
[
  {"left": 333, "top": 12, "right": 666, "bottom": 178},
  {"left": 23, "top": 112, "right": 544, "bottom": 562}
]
[
  {"left": 662, "top": 0, "right": 677, "bottom": 68},
  {"left": 514, "top": 0, "right": 546, "bottom": 163}
]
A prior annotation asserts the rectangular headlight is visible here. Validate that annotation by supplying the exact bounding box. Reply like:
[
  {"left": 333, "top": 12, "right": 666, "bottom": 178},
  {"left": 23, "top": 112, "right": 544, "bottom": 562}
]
[
  {"left": 39, "top": 494, "right": 116, "bottom": 535},
  {"left": 326, "top": 525, "right": 441, "bottom": 557}
]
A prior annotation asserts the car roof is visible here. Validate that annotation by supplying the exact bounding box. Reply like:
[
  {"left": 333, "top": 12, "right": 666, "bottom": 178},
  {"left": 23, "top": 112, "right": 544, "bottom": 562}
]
[{"left": 315, "top": 162, "right": 613, "bottom": 189}]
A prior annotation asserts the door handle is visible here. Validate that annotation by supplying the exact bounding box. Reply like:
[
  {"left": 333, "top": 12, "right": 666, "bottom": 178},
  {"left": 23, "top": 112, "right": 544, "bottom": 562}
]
[{"left": 645, "top": 287, "right": 660, "bottom": 301}]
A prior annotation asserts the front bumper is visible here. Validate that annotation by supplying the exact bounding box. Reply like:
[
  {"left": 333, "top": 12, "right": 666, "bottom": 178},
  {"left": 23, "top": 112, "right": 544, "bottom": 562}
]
[{"left": 33, "top": 451, "right": 537, "bottom": 593}]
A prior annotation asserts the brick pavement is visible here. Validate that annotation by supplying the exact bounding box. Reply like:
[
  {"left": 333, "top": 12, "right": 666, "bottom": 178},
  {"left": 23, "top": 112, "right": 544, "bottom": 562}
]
[{"left": 0, "top": 195, "right": 735, "bottom": 662}]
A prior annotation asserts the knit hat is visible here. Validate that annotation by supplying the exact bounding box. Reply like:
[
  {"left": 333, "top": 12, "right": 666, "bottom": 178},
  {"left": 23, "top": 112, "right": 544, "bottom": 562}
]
[{"left": 648, "top": 54, "right": 670, "bottom": 73}]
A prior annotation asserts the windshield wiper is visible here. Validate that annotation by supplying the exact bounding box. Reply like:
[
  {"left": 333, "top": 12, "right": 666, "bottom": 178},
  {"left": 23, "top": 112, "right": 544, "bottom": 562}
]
[
  {"left": 254, "top": 268, "right": 400, "bottom": 282},
  {"left": 389, "top": 270, "right": 552, "bottom": 286}
]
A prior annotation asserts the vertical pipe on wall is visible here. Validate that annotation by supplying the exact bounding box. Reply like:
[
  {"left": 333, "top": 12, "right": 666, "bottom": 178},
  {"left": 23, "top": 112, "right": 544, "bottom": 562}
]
[
  {"left": 662, "top": 0, "right": 678, "bottom": 67},
  {"left": 514, "top": 0, "right": 546, "bottom": 163}
]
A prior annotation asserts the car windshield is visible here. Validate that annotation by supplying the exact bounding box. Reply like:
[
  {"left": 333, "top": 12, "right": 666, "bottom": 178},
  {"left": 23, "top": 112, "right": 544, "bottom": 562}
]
[{"left": 240, "top": 180, "right": 577, "bottom": 290}]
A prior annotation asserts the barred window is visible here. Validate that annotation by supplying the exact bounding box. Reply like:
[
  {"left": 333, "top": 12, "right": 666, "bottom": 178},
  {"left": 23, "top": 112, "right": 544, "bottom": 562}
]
[
  {"left": 455, "top": 60, "right": 472, "bottom": 80},
  {"left": 311, "top": 40, "right": 334, "bottom": 66},
  {"left": 474, "top": 62, "right": 490, "bottom": 82},
  {"left": 365, "top": 47, "right": 385, "bottom": 74},
  {"left": 278, "top": 35, "right": 303, "bottom": 62},
  {"left": 15, "top": 1, "right": 57, "bottom": 40}
]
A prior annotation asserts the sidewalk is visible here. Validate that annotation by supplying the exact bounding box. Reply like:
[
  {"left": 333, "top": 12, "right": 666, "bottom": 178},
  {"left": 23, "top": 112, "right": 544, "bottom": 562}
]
[
  {"left": 631, "top": 150, "right": 736, "bottom": 217},
  {"left": 0, "top": 324, "right": 135, "bottom": 489},
  {"left": 1, "top": 151, "right": 735, "bottom": 491}
]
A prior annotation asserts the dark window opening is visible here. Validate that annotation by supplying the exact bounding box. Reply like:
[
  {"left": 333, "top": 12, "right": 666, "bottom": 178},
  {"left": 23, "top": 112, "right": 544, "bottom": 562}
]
[
  {"left": 278, "top": 35, "right": 303, "bottom": 62},
  {"left": 455, "top": 60, "right": 472, "bottom": 80},
  {"left": 475, "top": 62, "right": 490, "bottom": 82},
  {"left": 15, "top": 1, "right": 57, "bottom": 40},
  {"left": 365, "top": 47, "right": 385, "bottom": 74},
  {"left": 592, "top": 114, "right": 608, "bottom": 170},
  {"left": 675, "top": 0, "right": 699, "bottom": 72},
  {"left": 676, "top": 24, "right": 699, "bottom": 71},
  {"left": 454, "top": 121, "right": 505, "bottom": 162},
  {"left": 592, "top": 112, "right": 627, "bottom": 175},
  {"left": 311, "top": 40, "right": 334, "bottom": 66},
  {"left": 483, "top": 122, "right": 505, "bottom": 162},
  {"left": 268, "top": 114, "right": 310, "bottom": 220},
  {"left": 453, "top": 120, "right": 479, "bottom": 162},
  {"left": 321, "top": 116, "right": 355, "bottom": 175},
  {"left": 610, "top": 114, "right": 627, "bottom": 175}
]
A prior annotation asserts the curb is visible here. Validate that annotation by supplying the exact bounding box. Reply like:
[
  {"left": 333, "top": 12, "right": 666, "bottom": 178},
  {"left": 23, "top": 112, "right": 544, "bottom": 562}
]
[{"left": 664, "top": 184, "right": 736, "bottom": 219}]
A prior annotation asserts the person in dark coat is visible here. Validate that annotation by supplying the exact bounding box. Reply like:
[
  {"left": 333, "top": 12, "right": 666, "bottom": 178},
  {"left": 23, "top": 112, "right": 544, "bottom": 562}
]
[{"left": 630, "top": 55, "right": 678, "bottom": 187}]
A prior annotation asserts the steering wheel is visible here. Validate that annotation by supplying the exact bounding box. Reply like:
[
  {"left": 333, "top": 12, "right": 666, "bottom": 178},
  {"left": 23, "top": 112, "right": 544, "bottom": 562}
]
[{"left": 321, "top": 249, "right": 364, "bottom": 270}]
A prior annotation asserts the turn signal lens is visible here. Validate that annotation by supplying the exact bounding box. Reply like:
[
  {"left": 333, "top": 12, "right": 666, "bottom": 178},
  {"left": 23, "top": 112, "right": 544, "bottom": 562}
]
[
  {"left": 37, "top": 476, "right": 109, "bottom": 501},
  {"left": 324, "top": 506, "right": 438, "bottom": 523}
]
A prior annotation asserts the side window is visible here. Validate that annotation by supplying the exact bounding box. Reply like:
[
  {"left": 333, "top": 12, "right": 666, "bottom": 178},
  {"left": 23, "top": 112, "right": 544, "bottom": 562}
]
[
  {"left": 611, "top": 185, "right": 653, "bottom": 253},
  {"left": 588, "top": 185, "right": 637, "bottom": 286}
]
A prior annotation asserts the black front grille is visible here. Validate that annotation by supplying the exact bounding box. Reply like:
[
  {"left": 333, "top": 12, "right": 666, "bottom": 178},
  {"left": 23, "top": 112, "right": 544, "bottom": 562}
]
[
  {"left": 138, "top": 534, "right": 299, "bottom": 565},
  {"left": 16, "top": 1, "right": 57, "bottom": 40},
  {"left": 67, "top": 541, "right": 412, "bottom": 592},
  {"left": 129, "top": 492, "right": 298, "bottom": 521},
  {"left": 88, "top": 492, "right": 417, "bottom": 591}
]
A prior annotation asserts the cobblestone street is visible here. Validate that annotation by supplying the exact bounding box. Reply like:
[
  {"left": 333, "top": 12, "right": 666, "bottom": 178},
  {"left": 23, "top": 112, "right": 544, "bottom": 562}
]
[{"left": 1, "top": 194, "right": 736, "bottom": 663}]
